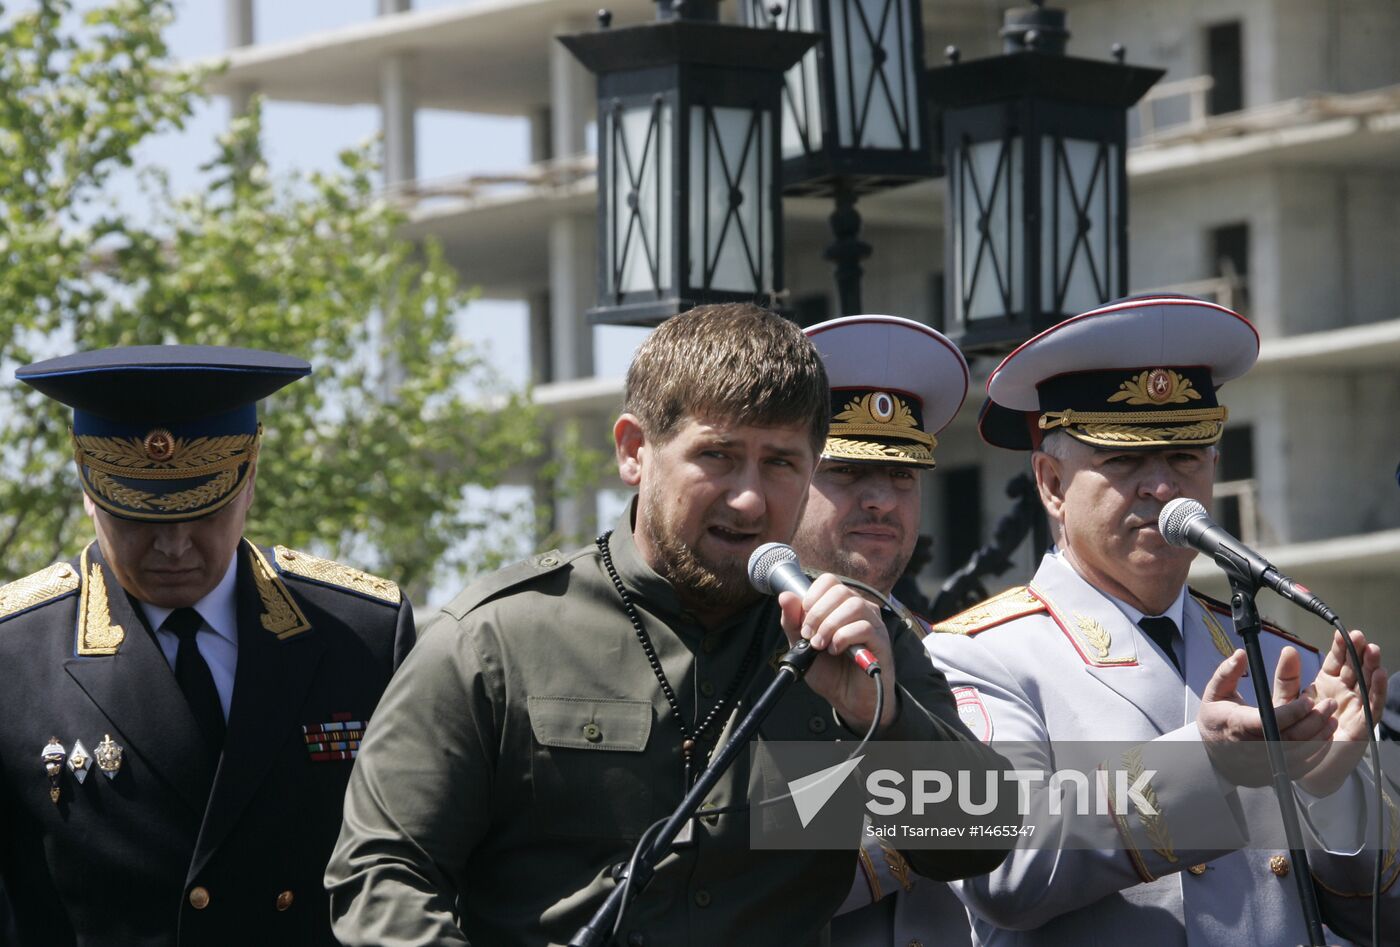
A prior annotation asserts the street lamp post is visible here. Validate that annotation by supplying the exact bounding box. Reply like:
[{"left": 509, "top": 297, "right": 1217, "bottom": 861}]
[{"left": 560, "top": 1, "right": 815, "bottom": 327}]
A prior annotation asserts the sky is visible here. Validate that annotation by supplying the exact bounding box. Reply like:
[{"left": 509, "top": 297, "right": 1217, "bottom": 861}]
[
  {"left": 109, "top": 0, "right": 652, "bottom": 388},
  {"left": 124, "top": 0, "right": 537, "bottom": 390}
]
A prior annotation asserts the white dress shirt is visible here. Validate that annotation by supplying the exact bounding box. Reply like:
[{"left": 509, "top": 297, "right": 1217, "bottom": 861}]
[{"left": 140, "top": 555, "right": 239, "bottom": 720}]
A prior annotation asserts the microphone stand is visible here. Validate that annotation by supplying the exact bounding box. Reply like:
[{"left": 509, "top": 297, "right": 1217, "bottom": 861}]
[
  {"left": 1226, "top": 573, "right": 1327, "bottom": 947},
  {"left": 568, "top": 638, "right": 822, "bottom": 947}
]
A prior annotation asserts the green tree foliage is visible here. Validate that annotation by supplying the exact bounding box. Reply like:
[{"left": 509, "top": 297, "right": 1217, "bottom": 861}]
[{"left": 0, "top": 0, "right": 548, "bottom": 597}]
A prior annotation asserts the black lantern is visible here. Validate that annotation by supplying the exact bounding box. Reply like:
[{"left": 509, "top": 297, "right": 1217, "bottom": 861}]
[
  {"left": 740, "top": 0, "right": 934, "bottom": 316},
  {"left": 560, "top": 1, "right": 816, "bottom": 327},
  {"left": 740, "top": 0, "right": 933, "bottom": 191},
  {"left": 927, "top": 2, "right": 1162, "bottom": 354}
]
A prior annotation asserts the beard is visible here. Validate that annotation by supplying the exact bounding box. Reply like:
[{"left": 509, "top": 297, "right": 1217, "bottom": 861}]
[{"left": 640, "top": 488, "right": 762, "bottom": 615}]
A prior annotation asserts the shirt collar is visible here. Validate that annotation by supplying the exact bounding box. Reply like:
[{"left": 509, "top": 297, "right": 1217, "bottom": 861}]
[
  {"left": 140, "top": 550, "right": 240, "bottom": 645},
  {"left": 1104, "top": 583, "right": 1188, "bottom": 633}
]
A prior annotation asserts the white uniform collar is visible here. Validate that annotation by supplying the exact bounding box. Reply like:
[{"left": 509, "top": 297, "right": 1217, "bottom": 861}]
[
  {"left": 1050, "top": 545, "right": 1188, "bottom": 631},
  {"left": 140, "top": 551, "right": 240, "bottom": 645}
]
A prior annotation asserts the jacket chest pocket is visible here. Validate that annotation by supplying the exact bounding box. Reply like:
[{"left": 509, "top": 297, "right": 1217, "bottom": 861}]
[{"left": 527, "top": 696, "right": 657, "bottom": 840}]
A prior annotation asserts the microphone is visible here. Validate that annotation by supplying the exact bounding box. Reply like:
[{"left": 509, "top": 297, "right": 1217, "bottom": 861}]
[
  {"left": 748, "top": 542, "right": 880, "bottom": 675},
  {"left": 1159, "top": 498, "right": 1338, "bottom": 624}
]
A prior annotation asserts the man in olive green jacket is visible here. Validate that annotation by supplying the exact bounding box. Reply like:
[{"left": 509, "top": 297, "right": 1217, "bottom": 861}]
[{"left": 326, "top": 304, "right": 1008, "bottom": 946}]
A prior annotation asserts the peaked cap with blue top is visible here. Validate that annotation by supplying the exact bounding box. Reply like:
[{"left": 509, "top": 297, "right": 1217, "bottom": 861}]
[{"left": 17, "top": 345, "right": 310, "bottom": 522}]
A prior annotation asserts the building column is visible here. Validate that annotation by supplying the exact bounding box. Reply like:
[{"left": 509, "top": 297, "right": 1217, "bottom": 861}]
[
  {"left": 536, "top": 19, "right": 603, "bottom": 544},
  {"left": 528, "top": 291, "right": 554, "bottom": 387},
  {"left": 379, "top": 0, "right": 416, "bottom": 188},
  {"left": 224, "top": 0, "right": 255, "bottom": 117},
  {"left": 545, "top": 216, "right": 600, "bottom": 543},
  {"left": 550, "top": 23, "right": 591, "bottom": 161},
  {"left": 548, "top": 216, "right": 595, "bottom": 382},
  {"left": 530, "top": 106, "right": 552, "bottom": 165}
]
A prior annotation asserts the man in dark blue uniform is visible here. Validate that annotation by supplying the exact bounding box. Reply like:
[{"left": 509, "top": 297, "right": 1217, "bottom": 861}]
[{"left": 0, "top": 346, "right": 415, "bottom": 946}]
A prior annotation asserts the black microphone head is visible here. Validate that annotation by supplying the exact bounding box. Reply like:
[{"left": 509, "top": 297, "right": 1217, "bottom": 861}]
[
  {"left": 1159, "top": 497, "right": 1209, "bottom": 548},
  {"left": 748, "top": 542, "right": 797, "bottom": 595}
]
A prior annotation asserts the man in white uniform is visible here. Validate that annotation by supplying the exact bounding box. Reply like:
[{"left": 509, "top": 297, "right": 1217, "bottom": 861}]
[{"left": 926, "top": 294, "right": 1394, "bottom": 945}]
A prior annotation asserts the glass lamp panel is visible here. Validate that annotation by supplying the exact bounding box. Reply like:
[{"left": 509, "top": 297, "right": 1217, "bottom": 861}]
[
  {"left": 829, "top": 0, "right": 919, "bottom": 151},
  {"left": 688, "top": 105, "right": 773, "bottom": 294},
  {"left": 765, "top": 0, "right": 823, "bottom": 160},
  {"left": 955, "top": 136, "right": 1021, "bottom": 323},
  {"left": 1041, "top": 137, "right": 1117, "bottom": 316},
  {"left": 608, "top": 101, "right": 673, "bottom": 296}
]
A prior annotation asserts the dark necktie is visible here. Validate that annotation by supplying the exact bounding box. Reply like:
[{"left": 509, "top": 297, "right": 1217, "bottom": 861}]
[
  {"left": 1139, "top": 615, "right": 1182, "bottom": 676},
  {"left": 163, "top": 608, "right": 226, "bottom": 758}
]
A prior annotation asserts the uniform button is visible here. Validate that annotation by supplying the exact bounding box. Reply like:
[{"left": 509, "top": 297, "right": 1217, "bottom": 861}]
[
  {"left": 188, "top": 886, "right": 210, "bottom": 910},
  {"left": 275, "top": 890, "right": 294, "bottom": 911},
  {"left": 1188, "top": 864, "right": 1208, "bottom": 876},
  {"left": 702, "top": 635, "right": 721, "bottom": 654},
  {"left": 1269, "top": 854, "right": 1290, "bottom": 877},
  {"left": 699, "top": 680, "right": 715, "bottom": 698},
  {"left": 627, "top": 933, "right": 645, "bottom": 947},
  {"left": 693, "top": 888, "right": 711, "bottom": 908},
  {"left": 808, "top": 715, "right": 828, "bottom": 734},
  {"left": 908, "top": 940, "right": 925, "bottom": 947},
  {"left": 582, "top": 723, "right": 603, "bottom": 743},
  {"left": 538, "top": 553, "right": 560, "bottom": 568}
]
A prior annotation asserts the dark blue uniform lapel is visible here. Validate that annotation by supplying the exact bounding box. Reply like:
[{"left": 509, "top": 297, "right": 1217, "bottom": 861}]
[
  {"left": 190, "top": 541, "right": 326, "bottom": 879},
  {"left": 62, "top": 544, "right": 215, "bottom": 816}
]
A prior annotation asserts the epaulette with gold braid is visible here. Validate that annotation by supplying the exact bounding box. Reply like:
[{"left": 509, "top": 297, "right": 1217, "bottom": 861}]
[
  {"left": 0, "top": 561, "right": 81, "bottom": 622},
  {"left": 1191, "top": 587, "right": 1317, "bottom": 654},
  {"left": 274, "top": 546, "right": 401, "bottom": 605},
  {"left": 931, "top": 586, "right": 1046, "bottom": 636}
]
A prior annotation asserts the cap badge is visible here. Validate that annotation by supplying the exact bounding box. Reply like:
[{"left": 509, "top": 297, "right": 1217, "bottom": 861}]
[
  {"left": 836, "top": 392, "right": 916, "bottom": 430},
  {"left": 871, "top": 392, "right": 896, "bottom": 423},
  {"left": 95, "top": 734, "right": 123, "bottom": 780},
  {"left": 41, "top": 738, "right": 66, "bottom": 804},
  {"left": 1108, "top": 369, "right": 1201, "bottom": 406},
  {"left": 143, "top": 428, "right": 176, "bottom": 461}
]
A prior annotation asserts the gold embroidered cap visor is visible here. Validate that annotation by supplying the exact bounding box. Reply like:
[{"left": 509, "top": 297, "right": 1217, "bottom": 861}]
[
  {"left": 805, "top": 315, "right": 970, "bottom": 469},
  {"left": 825, "top": 388, "right": 938, "bottom": 467},
  {"left": 16, "top": 345, "right": 310, "bottom": 522},
  {"left": 977, "top": 295, "right": 1259, "bottom": 451}
]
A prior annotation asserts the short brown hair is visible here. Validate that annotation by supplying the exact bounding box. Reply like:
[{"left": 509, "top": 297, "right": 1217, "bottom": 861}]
[{"left": 624, "top": 303, "right": 829, "bottom": 451}]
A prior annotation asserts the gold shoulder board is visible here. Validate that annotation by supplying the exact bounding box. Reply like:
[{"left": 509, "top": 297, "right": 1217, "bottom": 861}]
[
  {"left": 1191, "top": 586, "right": 1317, "bottom": 654},
  {"left": 273, "top": 546, "right": 401, "bottom": 605},
  {"left": 931, "top": 586, "right": 1046, "bottom": 636},
  {"left": 0, "top": 562, "right": 81, "bottom": 621}
]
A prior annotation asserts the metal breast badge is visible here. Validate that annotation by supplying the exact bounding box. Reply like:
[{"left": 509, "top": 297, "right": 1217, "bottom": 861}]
[
  {"left": 68, "top": 738, "right": 93, "bottom": 784},
  {"left": 41, "top": 738, "right": 66, "bottom": 804},
  {"left": 95, "top": 734, "right": 123, "bottom": 780}
]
